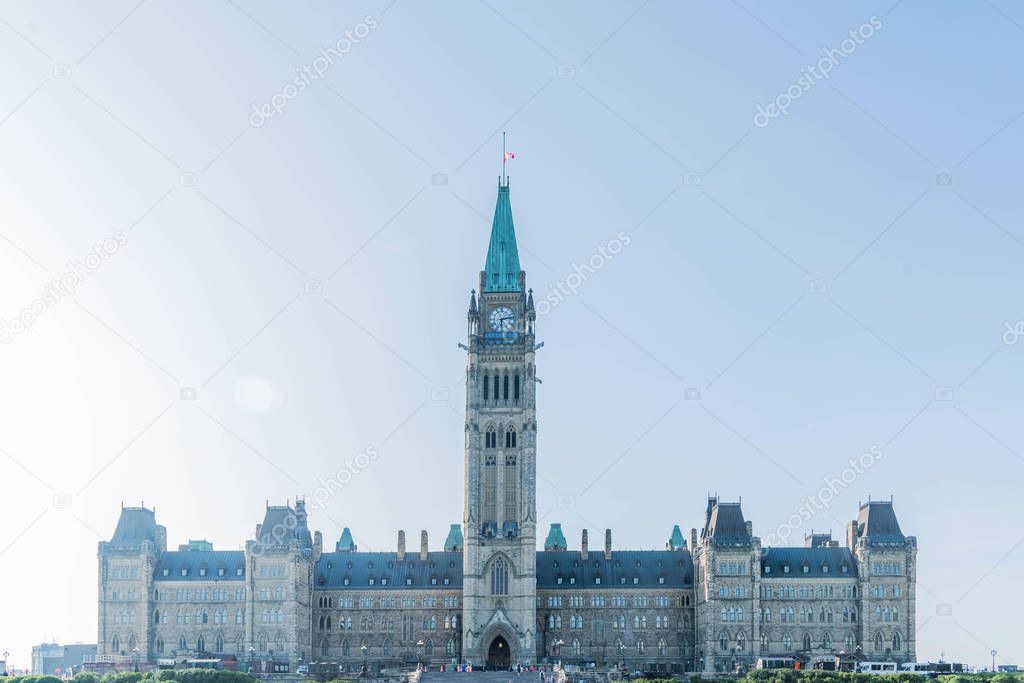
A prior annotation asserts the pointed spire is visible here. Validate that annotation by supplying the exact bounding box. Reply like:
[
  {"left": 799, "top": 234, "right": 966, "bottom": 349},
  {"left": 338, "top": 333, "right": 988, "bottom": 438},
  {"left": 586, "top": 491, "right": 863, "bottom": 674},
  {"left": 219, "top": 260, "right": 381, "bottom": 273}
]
[
  {"left": 483, "top": 183, "right": 522, "bottom": 292},
  {"left": 469, "top": 289, "right": 478, "bottom": 314}
]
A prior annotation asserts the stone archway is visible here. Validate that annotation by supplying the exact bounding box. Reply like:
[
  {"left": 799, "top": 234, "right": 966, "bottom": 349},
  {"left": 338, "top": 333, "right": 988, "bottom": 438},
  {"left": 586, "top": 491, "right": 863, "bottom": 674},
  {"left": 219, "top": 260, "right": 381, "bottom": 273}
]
[{"left": 487, "top": 635, "right": 510, "bottom": 670}]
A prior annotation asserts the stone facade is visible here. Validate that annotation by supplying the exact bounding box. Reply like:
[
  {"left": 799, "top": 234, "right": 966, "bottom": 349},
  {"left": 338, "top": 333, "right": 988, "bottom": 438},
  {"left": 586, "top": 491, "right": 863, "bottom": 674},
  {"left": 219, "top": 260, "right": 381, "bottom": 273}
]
[{"left": 97, "top": 180, "right": 917, "bottom": 674}]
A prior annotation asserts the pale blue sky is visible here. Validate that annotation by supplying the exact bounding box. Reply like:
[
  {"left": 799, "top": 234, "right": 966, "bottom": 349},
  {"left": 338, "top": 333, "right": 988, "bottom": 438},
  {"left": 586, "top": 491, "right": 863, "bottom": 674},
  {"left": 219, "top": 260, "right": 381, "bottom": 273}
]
[{"left": 0, "top": 0, "right": 1022, "bottom": 670}]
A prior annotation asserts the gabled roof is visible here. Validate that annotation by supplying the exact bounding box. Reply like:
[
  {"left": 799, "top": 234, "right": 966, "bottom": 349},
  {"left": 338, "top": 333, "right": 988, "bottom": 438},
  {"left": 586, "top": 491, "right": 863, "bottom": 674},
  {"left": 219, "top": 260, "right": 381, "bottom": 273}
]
[
  {"left": 314, "top": 551, "right": 463, "bottom": 590},
  {"left": 760, "top": 547, "right": 857, "bottom": 579},
  {"left": 109, "top": 507, "right": 158, "bottom": 547},
  {"left": 536, "top": 550, "right": 694, "bottom": 589},
  {"left": 153, "top": 550, "right": 245, "bottom": 581},
  {"left": 482, "top": 184, "right": 521, "bottom": 292},
  {"left": 856, "top": 500, "right": 906, "bottom": 545}
]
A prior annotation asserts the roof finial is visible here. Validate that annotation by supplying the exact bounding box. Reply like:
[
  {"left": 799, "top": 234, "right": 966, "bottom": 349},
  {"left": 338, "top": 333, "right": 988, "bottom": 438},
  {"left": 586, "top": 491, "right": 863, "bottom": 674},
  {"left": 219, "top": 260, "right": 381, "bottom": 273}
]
[{"left": 502, "top": 131, "right": 507, "bottom": 186}]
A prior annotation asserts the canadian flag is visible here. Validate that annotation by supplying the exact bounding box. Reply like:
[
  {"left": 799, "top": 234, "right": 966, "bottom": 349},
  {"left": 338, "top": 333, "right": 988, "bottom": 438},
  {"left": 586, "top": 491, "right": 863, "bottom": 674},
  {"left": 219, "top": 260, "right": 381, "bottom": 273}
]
[{"left": 503, "top": 151, "right": 515, "bottom": 161}]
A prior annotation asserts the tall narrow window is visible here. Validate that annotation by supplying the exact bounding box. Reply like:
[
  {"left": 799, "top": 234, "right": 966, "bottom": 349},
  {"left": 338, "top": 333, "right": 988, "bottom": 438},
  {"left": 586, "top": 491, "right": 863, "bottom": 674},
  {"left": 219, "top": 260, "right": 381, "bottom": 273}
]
[
  {"left": 505, "top": 427, "right": 517, "bottom": 448},
  {"left": 514, "top": 374, "right": 520, "bottom": 401},
  {"left": 491, "top": 558, "right": 509, "bottom": 595},
  {"left": 503, "top": 374, "right": 509, "bottom": 400},
  {"left": 483, "top": 375, "right": 489, "bottom": 402},
  {"left": 486, "top": 426, "right": 497, "bottom": 449},
  {"left": 493, "top": 374, "right": 499, "bottom": 400}
]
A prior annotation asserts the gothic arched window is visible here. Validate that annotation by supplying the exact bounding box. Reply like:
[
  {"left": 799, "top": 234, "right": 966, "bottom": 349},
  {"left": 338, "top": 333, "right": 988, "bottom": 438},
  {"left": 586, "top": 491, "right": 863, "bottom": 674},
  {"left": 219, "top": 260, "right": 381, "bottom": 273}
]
[
  {"left": 493, "top": 374, "right": 499, "bottom": 400},
  {"left": 893, "top": 632, "right": 902, "bottom": 651},
  {"left": 491, "top": 557, "right": 509, "bottom": 595},
  {"left": 514, "top": 374, "right": 520, "bottom": 401},
  {"left": 111, "top": 635, "right": 120, "bottom": 654},
  {"left": 483, "top": 375, "right": 489, "bottom": 401},
  {"left": 485, "top": 426, "right": 497, "bottom": 449},
  {"left": 505, "top": 427, "right": 517, "bottom": 449},
  {"left": 760, "top": 632, "right": 769, "bottom": 653},
  {"left": 503, "top": 374, "right": 509, "bottom": 400},
  {"left": 802, "top": 633, "right": 811, "bottom": 651},
  {"left": 782, "top": 633, "right": 793, "bottom": 650},
  {"left": 216, "top": 635, "right": 224, "bottom": 653}
]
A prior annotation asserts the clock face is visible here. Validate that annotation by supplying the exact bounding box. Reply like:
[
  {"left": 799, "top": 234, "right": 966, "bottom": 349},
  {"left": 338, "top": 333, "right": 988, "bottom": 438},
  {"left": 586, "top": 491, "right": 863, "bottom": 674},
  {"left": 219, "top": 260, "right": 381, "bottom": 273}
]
[{"left": 489, "top": 306, "right": 515, "bottom": 331}]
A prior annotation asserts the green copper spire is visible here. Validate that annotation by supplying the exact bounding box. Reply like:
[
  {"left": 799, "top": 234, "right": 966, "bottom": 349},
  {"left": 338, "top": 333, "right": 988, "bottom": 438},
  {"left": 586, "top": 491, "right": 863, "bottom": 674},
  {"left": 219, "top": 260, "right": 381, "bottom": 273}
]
[
  {"left": 668, "top": 525, "right": 686, "bottom": 550},
  {"left": 482, "top": 182, "right": 522, "bottom": 292},
  {"left": 443, "top": 523, "right": 464, "bottom": 551},
  {"left": 336, "top": 527, "right": 356, "bottom": 552},
  {"left": 544, "top": 523, "right": 567, "bottom": 551}
]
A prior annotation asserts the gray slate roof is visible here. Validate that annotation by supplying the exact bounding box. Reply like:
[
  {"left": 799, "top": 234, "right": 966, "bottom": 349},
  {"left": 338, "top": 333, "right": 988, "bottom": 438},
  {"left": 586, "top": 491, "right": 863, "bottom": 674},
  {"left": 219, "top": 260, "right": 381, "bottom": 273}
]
[
  {"left": 153, "top": 550, "right": 246, "bottom": 581},
  {"left": 315, "top": 551, "right": 464, "bottom": 590},
  {"left": 535, "top": 550, "right": 693, "bottom": 589},
  {"left": 704, "top": 502, "right": 751, "bottom": 546},
  {"left": 109, "top": 507, "right": 158, "bottom": 547},
  {"left": 760, "top": 547, "right": 857, "bottom": 578},
  {"left": 856, "top": 501, "right": 906, "bottom": 545},
  {"left": 257, "top": 505, "right": 313, "bottom": 549}
]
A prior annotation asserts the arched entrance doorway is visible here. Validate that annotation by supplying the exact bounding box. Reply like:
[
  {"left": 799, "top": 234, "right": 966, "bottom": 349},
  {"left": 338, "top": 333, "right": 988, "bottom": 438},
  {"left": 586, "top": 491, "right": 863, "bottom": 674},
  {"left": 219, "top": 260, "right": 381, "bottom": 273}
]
[{"left": 487, "top": 635, "right": 510, "bottom": 670}]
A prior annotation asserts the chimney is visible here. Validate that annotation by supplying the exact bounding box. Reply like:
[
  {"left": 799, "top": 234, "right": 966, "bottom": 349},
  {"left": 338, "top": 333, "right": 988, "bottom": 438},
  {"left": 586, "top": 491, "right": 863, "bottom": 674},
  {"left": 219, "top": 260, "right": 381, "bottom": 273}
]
[
  {"left": 746, "top": 520, "right": 753, "bottom": 538},
  {"left": 581, "top": 530, "right": 589, "bottom": 561},
  {"left": 847, "top": 520, "right": 857, "bottom": 550},
  {"left": 604, "top": 529, "right": 612, "bottom": 560},
  {"left": 420, "top": 530, "right": 428, "bottom": 561},
  {"left": 690, "top": 528, "right": 698, "bottom": 550},
  {"left": 398, "top": 530, "right": 406, "bottom": 561}
]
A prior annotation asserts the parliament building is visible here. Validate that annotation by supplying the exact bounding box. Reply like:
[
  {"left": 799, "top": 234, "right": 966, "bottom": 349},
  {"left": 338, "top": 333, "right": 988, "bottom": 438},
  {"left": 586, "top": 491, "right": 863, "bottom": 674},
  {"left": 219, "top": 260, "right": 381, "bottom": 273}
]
[{"left": 97, "top": 180, "right": 918, "bottom": 674}]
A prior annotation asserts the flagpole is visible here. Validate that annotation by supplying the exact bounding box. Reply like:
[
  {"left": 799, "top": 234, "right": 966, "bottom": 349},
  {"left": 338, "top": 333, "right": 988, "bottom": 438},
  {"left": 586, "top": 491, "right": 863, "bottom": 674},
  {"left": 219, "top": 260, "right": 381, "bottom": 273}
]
[{"left": 502, "top": 131, "right": 506, "bottom": 185}]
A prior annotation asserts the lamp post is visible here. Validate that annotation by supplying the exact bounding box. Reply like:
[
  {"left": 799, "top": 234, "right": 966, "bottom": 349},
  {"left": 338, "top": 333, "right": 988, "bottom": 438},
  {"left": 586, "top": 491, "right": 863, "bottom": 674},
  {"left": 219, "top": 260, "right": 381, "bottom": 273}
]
[
  {"left": 417, "top": 640, "right": 424, "bottom": 671},
  {"left": 247, "top": 646, "right": 255, "bottom": 674},
  {"left": 991, "top": 650, "right": 997, "bottom": 673},
  {"left": 2, "top": 650, "right": 8, "bottom": 676},
  {"left": 132, "top": 647, "right": 140, "bottom": 673},
  {"left": 553, "top": 640, "right": 564, "bottom": 666},
  {"left": 361, "top": 645, "right": 367, "bottom": 677}
]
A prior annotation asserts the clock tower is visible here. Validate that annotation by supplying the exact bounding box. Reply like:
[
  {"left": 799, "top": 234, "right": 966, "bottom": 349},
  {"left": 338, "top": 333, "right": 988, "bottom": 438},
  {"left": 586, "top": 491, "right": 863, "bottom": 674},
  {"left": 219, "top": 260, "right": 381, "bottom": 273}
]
[{"left": 462, "top": 178, "right": 538, "bottom": 667}]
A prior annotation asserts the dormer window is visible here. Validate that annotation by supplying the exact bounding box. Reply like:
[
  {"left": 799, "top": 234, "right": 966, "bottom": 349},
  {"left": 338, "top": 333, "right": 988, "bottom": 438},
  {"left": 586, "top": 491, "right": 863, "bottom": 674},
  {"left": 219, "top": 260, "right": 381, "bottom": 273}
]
[
  {"left": 181, "top": 568, "right": 188, "bottom": 577},
  {"left": 569, "top": 577, "right": 576, "bottom": 585},
  {"left": 443, "top": 578, "right": 450, "bottom": 586},
  {"left": 431, "top": 577, "right": 437, "bottom": 586},
  {"left": 841, "top": 565, "right": 849, "bottom": 574},
  {"left": 199, "top": 568, "right": 207, "bottom": 577},
  {"left": 381, "top": 578, "right": 387, "bottom": 586},
  {"left": 218, "top": 568, "right": 225, "bottom": 576},
  {"left": 162, "top": 569, "right": 169, "bottom": 577},
  {"left": 236, "top": 568, "right": 243, "bottom": 576},
  {"left": 407, "top": 578, "right": 413, "bottom": 586},
  {"left": 369, "top": 578, "right": 375, "bottom": 586},
  {"left": 764, "top": 566, "right": 771, "bottom": 575},
  {"left": 595, "top": 577, "right": 601, "bottom": 585},
  {"left": 822, "top": 565, "right": 829, "bottom": 574},
  {"left": 633, "top": 577, "right": 639, "bottom": 585},
  {"left": 802, "top": 564, "right": 809, "bottom": 574},
  {"left": 343, "top": 578, "right": 350, "bottom": 586},
  {"left": 783, "top": 564, "right": 790, "bottom": 574}
]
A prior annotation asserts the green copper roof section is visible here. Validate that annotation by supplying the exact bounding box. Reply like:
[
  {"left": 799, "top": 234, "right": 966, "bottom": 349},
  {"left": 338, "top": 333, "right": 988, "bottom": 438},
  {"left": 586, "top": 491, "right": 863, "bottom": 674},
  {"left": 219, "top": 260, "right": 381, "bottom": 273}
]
[
  {"left": 669, "top": 525, "right": 686, "bottom": 550},
  {"left": 544, "top": 523, "right": 567, "bottom": 551},
  {"left": 482, "top": 184, "right": 522, "bottom": 292},
  {"left": 443, "top": 524, "right": 464, "bottom": 551},
  {"left": 336, "top": 527, "right": 356, "bottom": 552}
]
